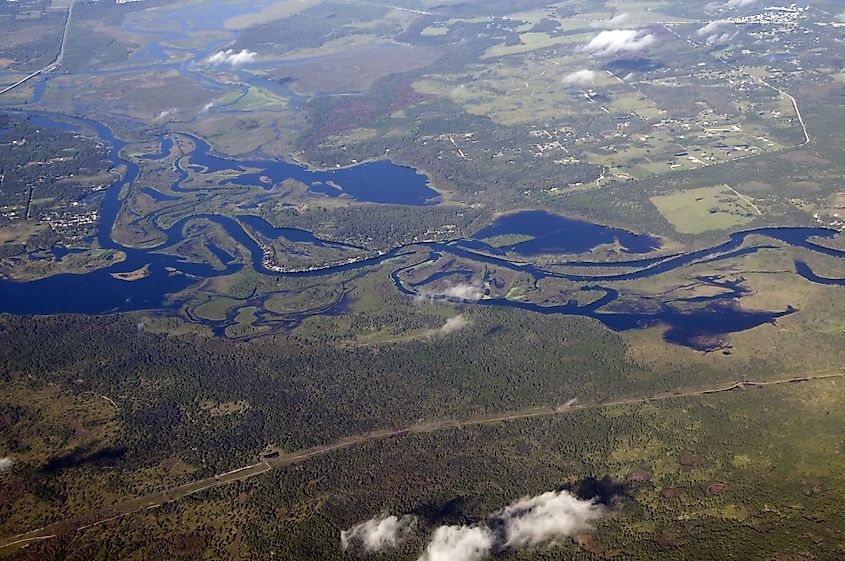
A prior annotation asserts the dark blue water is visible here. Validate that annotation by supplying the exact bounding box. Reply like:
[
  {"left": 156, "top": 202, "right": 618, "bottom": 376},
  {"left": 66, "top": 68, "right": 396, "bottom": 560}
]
[
  {"left": 555, "top": 254, "right": 680, "bottom": 268},
  {"left": 398, "top": 245, "right": 812, "bottom": 352},
  {"left": 474, "top": 297, "right": 793, "bottom": 352},
  {"left": 1, "top": 111, "right": 843, "bottom": 351},
  {"left": 181, "top": 136, "right": 440, "bottom": 206},
  {"left": 168, "top": 135, "right": 439, "bottom": 205},
  {"left": 238, "top": 214, "right": 361, "bottom": 250},
  {"left": 51, "top": 247, "right": 87, "bottom": 262},
  {"left": 206, "top": 241, "right": 234, "bottom": 266},
  {"left": 795, "top": 260, "right": 845, "bottom": 286},
  {"left": 27, "top": 114, "right": 81, "bottom": 133},
  {"left": 472, "top": 211, "right": 662, "bottom": 256}
]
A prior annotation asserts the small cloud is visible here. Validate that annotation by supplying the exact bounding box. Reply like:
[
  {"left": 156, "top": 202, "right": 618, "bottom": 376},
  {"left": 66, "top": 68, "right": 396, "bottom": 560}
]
[
  {"left": 440, "top": 284, "right": 484, "bottom": 301},
  {"left": 349, "top": 491, "right": 606, "bottom": 561},
  {"left": 0, "top": 457, "right": 13, "bottom": 473},
  {"left": 697, "top": 20, "right": 738, "bottom": 45},
  {"left": 341, "top": 514, "right": 417, "bottom": 553},
  {"left": 707, "top": 31, "right": 739, "bottom": 45},
  {"left": 698, "top": 20, "right": 729, "bottom": 36},
  {"left": 416, "top": 490, "right": 606, "bottom": 561},
  {"left": 206, "top": 49, "right": 257, "bottom": 66},
  {"left": 591, "top": 12, "right": 631, "bottom": 28},
  {"left": 493, "top": 490, "right": 605, "bottom": 548},
  {"left": 562, "top": 69, "right": 597, "bottom": 85},
  {"left": 707, "top": 0, "right": 757, "bottom": 11},
  {"left": 438, "top": 315, "right": 469, "bottom": 335},
  {"left": 418, "top": 525, "right": 495, "bottom": 561},
  {"left": 154, "top": 108, "right": 176, "bottom": 122},
  {"left": 200, "top": 102, "right": 215, "bottom": 114},
  {"left": 418, "top": 283, "right": 484, "bottom": 303},
  {"left": 583, "top": 29, "right": 657, "bottom": 56}
]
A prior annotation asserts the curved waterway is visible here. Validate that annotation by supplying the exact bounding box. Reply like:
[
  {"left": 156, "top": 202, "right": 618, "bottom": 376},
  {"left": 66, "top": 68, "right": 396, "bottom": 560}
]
[
  {"left": 182, "top": 135, "right": 440, "bottom": 205},
  {"left": 472, "top": 210, "right": 661, "bottom": 256},
  {"left": 1, "top": 111, "right": 843, "bottom": 351}
]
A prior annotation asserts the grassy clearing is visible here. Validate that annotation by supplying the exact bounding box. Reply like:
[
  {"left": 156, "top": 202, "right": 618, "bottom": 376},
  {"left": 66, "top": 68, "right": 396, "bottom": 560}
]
[
  {"left": 230, "top": 87, "right": 288, "bottom": 111},
  {"left": 225, "top": 306, "right": 268, "bottom": 338},
  {"left": 650, "top": 185, "right": 758, "bottom": 234},
  {"left": 193, "top": 297, "right": 240, "bottom": 321},
  {"left": 479, "top": 234, "right": 534, "bottom": 248},
  {"left": 421, "top": 25, "right": 448, "bottom": 36},
  {"left": 264, "top": 285, "right": 341, "bottom": 314}
]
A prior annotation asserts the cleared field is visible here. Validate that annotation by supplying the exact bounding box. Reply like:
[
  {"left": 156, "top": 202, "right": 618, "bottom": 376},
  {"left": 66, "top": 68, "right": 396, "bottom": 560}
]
[
  {"left": 193, "top": 297, "right": 240, "bottom": 321},
  {"left": 228, "top": 86, "right": 288, "bottom": 111},
  {"left": 650, "top": 185, "right": 759, "bottom": 233}
]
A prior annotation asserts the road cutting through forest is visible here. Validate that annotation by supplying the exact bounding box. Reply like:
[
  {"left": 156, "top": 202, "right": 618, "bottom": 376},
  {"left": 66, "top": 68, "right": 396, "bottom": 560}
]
[{"left": 1, "top": 370, "right": 841, "bottom": 556}]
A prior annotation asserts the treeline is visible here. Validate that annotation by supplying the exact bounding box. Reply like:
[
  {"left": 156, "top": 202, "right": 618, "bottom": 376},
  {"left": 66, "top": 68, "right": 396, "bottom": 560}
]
[
  {"left": 263, "top": 204, "right": 487, "bottom": 250},
  {"left": 4, "top": 314, "right": 842, "bottom": 560},
  {"left": 0, "top": 307, "right": 644, "bottom": 475}
]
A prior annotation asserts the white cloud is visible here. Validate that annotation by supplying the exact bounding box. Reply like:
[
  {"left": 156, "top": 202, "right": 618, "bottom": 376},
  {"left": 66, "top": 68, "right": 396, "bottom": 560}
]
[
  {"left": 697, "top": 20, "right": 739, "bottom": 45},
  {"left": 441, "top": 284, "right": 483, "bottom": 301},
  {"left": 418, "top": 283, "right": 484, "bottom": 303},
  {"left": 591, "top": 12, "right": 630, "bottom": 28},
  {"left": 698, "top": 20, "right": 729, "bottom": 36},
  {"left": 439, "top": 315, "right": 469, "bottom": 335},
  {"left": 493, "top": 490, "right": 605, "bottom": 548},
  {"left": 154, "top": 108, "right": 176, "bottom": 122},
  {"left": 707, "top": 0, "right": 757, "bottom": 11},
  {"left": 583, "top": 29, "right": 656, "bottom": 56},
  {"left": 0, "top": 457, "right": 13, "bottom": 473},
  {"left": 200, "top": 102, "right": 215, "bottom": 114},
  {"left": 206, "top": 49, "right": 257, "bottom": 66},
  {"left": 416, "top": 490, "right": 605, "bottom": 561},
  {"left": 418, "top": 525, "right": 495, "bottom": 561},
  {"left": 344, "top": 491, "right": 605, "bottom": 561},
  {"left": 708, "top": 31, "right": 739, "bottom": 45},
  {"left": 341, "top": 515, "right": 416, "bottom": 552},
  {"left": 562, "top": 69, "right": 597, "bottom": 85},
  {"left": 724, "top": 0, "right": 757, "bottom": 8}
]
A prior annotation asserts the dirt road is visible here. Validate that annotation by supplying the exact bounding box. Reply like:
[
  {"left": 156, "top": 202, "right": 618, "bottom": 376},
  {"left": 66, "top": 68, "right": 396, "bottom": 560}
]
[{"left": 1, "top": 371, "right": 841, "bottom": 556}]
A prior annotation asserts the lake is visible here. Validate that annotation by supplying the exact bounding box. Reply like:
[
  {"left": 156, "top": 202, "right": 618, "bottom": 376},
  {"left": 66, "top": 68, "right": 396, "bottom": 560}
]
[{"left": 2, "top": 110, "right": 844, "bottom": 351}]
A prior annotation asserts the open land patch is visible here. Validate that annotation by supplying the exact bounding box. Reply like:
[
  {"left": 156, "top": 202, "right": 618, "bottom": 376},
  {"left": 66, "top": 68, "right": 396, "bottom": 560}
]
[{"left": 650, "top": 185, "right": 759, "bottom": 234}]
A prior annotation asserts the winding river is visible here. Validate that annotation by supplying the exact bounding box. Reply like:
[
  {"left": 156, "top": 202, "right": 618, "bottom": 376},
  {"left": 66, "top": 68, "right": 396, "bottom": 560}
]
[{"left": 1, "top": 105, "right": 844, "bottom": 350}]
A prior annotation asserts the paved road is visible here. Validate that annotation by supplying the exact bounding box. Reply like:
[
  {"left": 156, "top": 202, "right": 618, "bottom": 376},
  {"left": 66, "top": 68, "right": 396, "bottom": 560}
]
[
  {"left": 662, "top": 23, "right": 810, "bottom": 148},
  {"left": 0, "top": 371, "right": 841, "bottom": 556},
  {"left": 0, "top": 1, "right": 74, "bottom": 97}
]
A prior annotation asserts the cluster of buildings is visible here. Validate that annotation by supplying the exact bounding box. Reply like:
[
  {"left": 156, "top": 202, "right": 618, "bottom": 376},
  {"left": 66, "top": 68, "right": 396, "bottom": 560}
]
[{"left": 728, "top": 4, "right": 809, "bottom": 27}]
